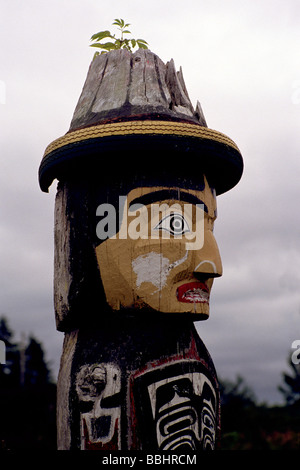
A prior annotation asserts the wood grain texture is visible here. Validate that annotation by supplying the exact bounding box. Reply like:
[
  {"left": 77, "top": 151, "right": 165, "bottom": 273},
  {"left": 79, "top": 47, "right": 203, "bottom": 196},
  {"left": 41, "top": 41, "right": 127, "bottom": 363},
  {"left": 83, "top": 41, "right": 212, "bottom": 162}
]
[
  {"left": 54, "top": 183, "right": 71, "bottom": 328},
  {"left": 57, "top": 330, "right": 79, "bottom": 450},
  {"left": 69, "top": 49, "right": 205, "bottom": 130},
  {"left": 54, "top": 180, "right": 107, "bottom": 331}
]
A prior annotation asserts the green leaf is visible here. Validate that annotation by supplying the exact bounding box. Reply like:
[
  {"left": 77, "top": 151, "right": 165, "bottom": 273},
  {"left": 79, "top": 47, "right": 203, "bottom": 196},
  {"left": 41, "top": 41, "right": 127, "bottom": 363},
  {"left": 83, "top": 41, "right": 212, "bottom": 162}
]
[
  {"left": 90, "top": 30, "right": 112, "bottom": 41},
  {"left": 113, "top": 18, "right": 124, "bottom": 27},
  {"left": 90, "top": 43, "right": 104, "bottom": 48},
  {"left": 90, "top": 19, "right": 148, "bottom": 55},
  {"left": 90, "top": 42, "right": 116, "bottom": 50},
  {"left": 136, "top": 39, "right": 149, "bottom": 49},
  {"left": 100, "top": 42, "right": 117, "bottom": 50}
]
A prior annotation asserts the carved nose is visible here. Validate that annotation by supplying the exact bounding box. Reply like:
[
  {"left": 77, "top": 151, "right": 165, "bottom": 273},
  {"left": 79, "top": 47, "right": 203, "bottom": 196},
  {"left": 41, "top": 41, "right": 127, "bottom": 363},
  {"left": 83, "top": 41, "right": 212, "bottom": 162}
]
[
  {"left": 194, "top": 260, "right": 222, "bottom": 278},
  {"left": 193, "top": 231, "right": 223, "bottom": 278}
]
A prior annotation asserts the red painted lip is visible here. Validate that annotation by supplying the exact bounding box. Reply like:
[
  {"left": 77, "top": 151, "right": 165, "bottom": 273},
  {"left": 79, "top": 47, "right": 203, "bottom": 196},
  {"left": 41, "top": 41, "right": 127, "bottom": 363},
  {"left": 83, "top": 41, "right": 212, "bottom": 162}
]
[{"left": 176, "top": 282, "right": 210, "bottom": 304}]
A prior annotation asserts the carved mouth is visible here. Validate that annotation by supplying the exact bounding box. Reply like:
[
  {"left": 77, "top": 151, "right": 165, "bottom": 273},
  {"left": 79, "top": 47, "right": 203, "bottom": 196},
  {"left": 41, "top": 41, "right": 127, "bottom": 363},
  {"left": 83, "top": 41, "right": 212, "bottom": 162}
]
[{"left": 176, "top": 282, "right": 209, "bottom": 304}]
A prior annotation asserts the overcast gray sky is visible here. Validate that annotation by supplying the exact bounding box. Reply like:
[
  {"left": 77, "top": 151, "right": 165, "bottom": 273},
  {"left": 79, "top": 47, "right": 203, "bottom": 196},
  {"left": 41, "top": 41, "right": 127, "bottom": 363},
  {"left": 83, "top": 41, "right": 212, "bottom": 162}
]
[{"left": 1, "top": 0, "right": 299, "bottom": 405}]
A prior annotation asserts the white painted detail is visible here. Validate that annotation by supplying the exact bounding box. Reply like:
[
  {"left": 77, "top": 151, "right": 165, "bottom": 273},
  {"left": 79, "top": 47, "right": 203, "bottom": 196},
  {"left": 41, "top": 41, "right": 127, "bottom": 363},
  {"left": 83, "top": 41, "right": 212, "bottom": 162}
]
[
  {"left": 194, "top": 260, "right": 217, "bottom": 274},
  {"left": 132, "top": 251, "right": 188, "bottom": 292}
]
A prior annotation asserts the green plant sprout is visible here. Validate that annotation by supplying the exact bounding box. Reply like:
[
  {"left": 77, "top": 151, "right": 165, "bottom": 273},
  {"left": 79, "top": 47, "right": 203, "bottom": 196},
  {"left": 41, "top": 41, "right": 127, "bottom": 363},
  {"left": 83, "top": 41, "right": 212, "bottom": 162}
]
[{"left": 90, "top": 18, "right": 149, "bottom": 58}]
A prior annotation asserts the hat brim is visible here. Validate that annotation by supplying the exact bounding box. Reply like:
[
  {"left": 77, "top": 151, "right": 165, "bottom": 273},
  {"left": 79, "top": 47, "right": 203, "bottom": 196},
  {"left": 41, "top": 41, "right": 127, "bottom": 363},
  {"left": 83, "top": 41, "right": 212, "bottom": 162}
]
[{"left": 39, "top": 120, "right": 243, "bottom": 195}]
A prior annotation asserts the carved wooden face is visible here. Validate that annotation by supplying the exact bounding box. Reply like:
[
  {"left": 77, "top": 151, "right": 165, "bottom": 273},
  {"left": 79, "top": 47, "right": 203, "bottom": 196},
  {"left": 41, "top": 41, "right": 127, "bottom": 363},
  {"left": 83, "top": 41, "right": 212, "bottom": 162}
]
[{"left": 95, "top": 176, "right": 222, "bottom": 318}]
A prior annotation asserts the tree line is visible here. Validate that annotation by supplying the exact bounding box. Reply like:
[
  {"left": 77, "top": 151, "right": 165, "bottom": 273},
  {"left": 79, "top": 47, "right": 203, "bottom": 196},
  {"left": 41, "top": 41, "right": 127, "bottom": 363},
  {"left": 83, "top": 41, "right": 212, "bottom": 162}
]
[{"left": 0, "top": 317, "right": 56, "bottom": 449}]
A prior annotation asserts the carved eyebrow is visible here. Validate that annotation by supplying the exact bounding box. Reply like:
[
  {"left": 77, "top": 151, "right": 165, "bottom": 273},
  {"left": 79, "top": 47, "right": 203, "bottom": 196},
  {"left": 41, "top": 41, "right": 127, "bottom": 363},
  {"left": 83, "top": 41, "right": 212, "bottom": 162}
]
[{"left": 129, "top": 190, "right": 208, "bottom": 213}]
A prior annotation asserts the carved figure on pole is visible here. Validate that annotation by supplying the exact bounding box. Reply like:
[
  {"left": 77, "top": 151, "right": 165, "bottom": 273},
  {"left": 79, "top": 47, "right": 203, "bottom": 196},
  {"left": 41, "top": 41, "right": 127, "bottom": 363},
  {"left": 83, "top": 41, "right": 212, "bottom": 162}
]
[{"left": 39, "top": 48, "right": 243, "bottom": 450}]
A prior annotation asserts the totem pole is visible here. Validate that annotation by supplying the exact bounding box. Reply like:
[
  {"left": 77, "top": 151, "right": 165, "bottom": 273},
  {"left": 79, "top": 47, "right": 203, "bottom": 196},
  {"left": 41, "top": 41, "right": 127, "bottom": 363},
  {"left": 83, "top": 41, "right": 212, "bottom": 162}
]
[{"left": 39, "top": 49, "right": 243, "bottom": 451}]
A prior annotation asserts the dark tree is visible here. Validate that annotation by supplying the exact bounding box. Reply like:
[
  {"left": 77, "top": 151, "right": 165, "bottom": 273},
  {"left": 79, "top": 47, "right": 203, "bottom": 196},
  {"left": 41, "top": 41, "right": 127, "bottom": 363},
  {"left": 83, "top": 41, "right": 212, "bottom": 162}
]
[
  {"left": 24, "top": 337, "right": 51, "bottom": 387},
  {"left": 0, "top": 317, "right": 13, "bottom": 343},
  {"left": 279, "top": 357, "right": 300, "bottom": 405},
  {"left": 0, "top": 317, "right": 56, "bottom": 449},
  {"left": 220, "top": 374, "right": 257, "bottom": 408},
  {"left": 0, "top": 317, "right": 20, "bottom": 387}
]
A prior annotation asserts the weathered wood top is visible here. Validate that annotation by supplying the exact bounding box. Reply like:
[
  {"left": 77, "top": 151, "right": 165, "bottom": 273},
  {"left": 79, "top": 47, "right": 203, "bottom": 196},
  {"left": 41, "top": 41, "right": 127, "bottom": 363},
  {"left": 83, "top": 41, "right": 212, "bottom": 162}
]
[
  {"left": 69, "top": 49, "right": 207, "bottom": 131},
  {"left": 39, "top": 49, "right": 243, "bottom": 195}
]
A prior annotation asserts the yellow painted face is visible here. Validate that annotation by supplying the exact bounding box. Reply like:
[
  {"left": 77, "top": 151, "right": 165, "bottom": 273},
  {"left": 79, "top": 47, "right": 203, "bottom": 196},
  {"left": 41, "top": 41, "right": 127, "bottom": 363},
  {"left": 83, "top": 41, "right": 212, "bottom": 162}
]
[{"left": 95, "top": 177, "right": 222, "bottom": 318}]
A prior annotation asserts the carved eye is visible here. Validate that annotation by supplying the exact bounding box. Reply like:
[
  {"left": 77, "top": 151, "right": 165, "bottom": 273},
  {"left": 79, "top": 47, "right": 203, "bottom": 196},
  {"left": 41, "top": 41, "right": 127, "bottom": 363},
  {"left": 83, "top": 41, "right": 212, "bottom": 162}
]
[{"left": 155, "top": 212, "right": 191, "bottom": 236}]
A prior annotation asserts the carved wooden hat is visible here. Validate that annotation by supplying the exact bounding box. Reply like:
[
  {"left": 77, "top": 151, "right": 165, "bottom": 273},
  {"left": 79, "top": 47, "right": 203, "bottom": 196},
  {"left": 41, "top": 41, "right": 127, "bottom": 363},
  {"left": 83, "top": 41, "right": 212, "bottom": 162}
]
[{"left": 39, "top": 49, "right": 243, "bottom": 195}]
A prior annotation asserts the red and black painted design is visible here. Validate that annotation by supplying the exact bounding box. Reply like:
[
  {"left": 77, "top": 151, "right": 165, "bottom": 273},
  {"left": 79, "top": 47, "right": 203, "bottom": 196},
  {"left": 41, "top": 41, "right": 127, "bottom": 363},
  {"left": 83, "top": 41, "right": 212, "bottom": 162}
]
[{"left": 66, "top": 318, "right": 220, "bottom": 451}]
